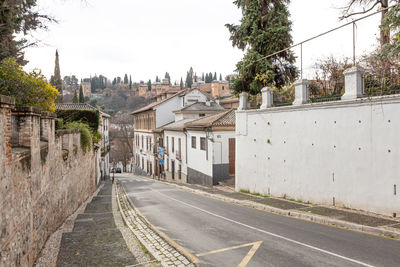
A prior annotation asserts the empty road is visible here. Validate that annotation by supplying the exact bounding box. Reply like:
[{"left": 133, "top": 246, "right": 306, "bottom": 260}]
[{"left": 118, "top": 174, "right": 400, "bottom": 267}]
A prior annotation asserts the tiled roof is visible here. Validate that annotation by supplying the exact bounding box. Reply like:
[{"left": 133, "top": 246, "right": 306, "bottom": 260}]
[
  {"left": 184, "top": 109, "right": 235, "bottom": 128},
  {"left": 55, "top": 103, "right": 110, "bottom": 118}
]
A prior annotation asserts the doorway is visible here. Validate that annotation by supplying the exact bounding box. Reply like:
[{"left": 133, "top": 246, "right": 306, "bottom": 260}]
[{"left": 229, "top": 138, "right": 235, "bottom": 176}]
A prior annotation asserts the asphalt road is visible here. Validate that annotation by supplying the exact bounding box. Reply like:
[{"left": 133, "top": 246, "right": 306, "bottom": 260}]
[{"left": 118, "top": 174, "right": 400, "bottom": 267}]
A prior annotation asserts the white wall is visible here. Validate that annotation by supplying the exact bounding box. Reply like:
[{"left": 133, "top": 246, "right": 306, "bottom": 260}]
[
  {"left": 183, "top": 89, "right": 207, "bottom": 105},
  {"left": 187, "top": 130, "right": 213, "bottom": 177},
  {"left": 155, "top": 97, "right": 181, "bottom": 128},
  {"left": 236, "top": 97, "right": 400, "bottom": 216},
  {"left": 210, "top": 131, "right": 235, "bottom": 165}
]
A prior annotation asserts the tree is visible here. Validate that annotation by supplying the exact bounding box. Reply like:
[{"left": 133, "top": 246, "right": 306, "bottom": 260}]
[
  {"left": 129, "top": 75, "right": 132, "bottom": 89},
  {"left": 219, "top": 73, "right": 223, "bottom": 81},
  {"left": 0, "top": 57, "right": 59, "bottom": 112},
  {"left": 156, "top": 76, "right": 160, "bottom": 82},
  {"left": 147, "top": 79, "right": 152, "bottom": 91},
  {"left": 50, "top": 50, "right": 63, "bottom": 103},
  {"left": 213, "top": 72, "right": 217, "bottom": 80},
  {"left": 79, "top": 84, "right": 84, "bottom": 103},
  {"left": 340, "top": 0, "right": 397, "bottom": 47},
  {"left": 185, "top": 70, "right": 193, "bottom": 88},
  {"left": 226, "top": 0, "right": 296, "bottom": 95},
  {"left": 112, "top": 78, "right": 117, "bottom": 85},
  {"left": 165, "top": 72, "right": 171, "bottom": 85},
  {"left": 202, "top": 72, "right": 205, "bottom": 81},
  {"left": 0, "top": 0, "right": 55, "bottom": 65},
  {"left": 72, "top": 90, "right": 78, "bottom": 103},
  {"left": 208, "top": 72, "right": 213, "bottom": 83},
  {"left": 381, "top": 4, "right": 400, "bottom": 59},
  {"left": 180, "top": 77, "right": 184, "bottom": 89},
  {"left": 124, "top": 73, "right": 129, "bottom": 84}
]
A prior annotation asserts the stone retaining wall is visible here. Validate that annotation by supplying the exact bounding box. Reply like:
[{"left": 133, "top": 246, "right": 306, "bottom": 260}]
[{"left": 0, "top": 96, "right": 97, "bottom": 267}]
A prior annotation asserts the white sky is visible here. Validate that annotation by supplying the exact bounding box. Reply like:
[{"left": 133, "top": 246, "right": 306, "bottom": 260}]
[{"left": 24, "top": 0, "right": 382, "bottom": 82}]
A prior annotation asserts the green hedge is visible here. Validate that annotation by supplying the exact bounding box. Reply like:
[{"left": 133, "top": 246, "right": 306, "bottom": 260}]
[{"left": 56, "top": 109, "right": 100, "bottom": 133}]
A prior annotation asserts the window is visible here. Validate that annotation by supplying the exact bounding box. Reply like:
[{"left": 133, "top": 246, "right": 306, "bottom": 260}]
[
  {"left": 200, "top": 137, "right": 206, "bottom": 151},
  {"left": 172, "top": 137, "right": 174, "bottom": 153},
  {"left": 222, "top": 86, "right": 225, "bottom": 90},
  {"left": 199, "top": 113, "right": 205, "bottom": 117},
  {"left": 166, "top": 136, "right": 169, "bottom": 153},
  {"left": 191, "top": 136, "right": 196, "bottom": 149},
  {"left": 141, "top": 135, "right": 144, "bottom": 149}
]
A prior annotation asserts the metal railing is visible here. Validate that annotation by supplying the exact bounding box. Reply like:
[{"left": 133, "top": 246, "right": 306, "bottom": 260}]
[{"left": 257, "top": 4, "right": 399, "bottom": 79}]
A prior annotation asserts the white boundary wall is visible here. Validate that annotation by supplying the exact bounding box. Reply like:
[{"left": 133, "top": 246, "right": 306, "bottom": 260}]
[{"left": 236, "top": 96, "right": 400, "bottom": 216}]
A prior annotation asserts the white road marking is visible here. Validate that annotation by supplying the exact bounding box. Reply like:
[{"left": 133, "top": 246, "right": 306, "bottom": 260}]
[{"left": 153, "top": 190, "right": 375, "bottom": 267}]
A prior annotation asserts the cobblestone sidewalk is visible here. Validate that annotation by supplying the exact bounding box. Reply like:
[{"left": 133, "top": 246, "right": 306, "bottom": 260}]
[{"left": 116, "top": 183, "right": 195, "bottom": 267}]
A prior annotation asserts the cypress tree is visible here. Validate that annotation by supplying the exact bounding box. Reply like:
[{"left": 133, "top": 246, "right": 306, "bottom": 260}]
[
  {"left": 202, "top": 73, "right": 205, "bottom": 81},
  {"left": 226, "top": 0, "right": 296, "bottom": 95},
  {"left": 219, "top": 73, "right": 223, "bottom": 81},
  {"left": 185, "top": 71, "right": 193, "bottom": 88},
  {"left": 147, "top": 79, "right": 152, "bottom": 91},
  {"left": 79, "top": 84, "right": 84, "bottom": 103},
  {"left": 124, "top": 74, "right": 129, "bottom": 84},
  {"left": 180, "top": 77, "right": 184, "bottom": 89},
  {"left": 129, "top": 75, "right": 132, "bottom": 89},
  {"left": 208, "top": 72, "right": 213, "bottom": 83},
  {"left": 72, "top": 90, "right": 78, "bottom": 103},
  {"left": 51, "top": 50, "right": 63, "bottom": 103},
  {"left": 213, "top": 72, "right": 217, "bottom": 81},
  {"left": 165, "top": 72, "right": 171, "bottom": 85}
]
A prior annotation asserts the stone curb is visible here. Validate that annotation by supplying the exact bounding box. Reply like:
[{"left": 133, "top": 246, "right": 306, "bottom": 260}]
[
  {"left": 115, "top": 182, "right": 195, "bottom": 267},
  {"left": 137, "top": 175, "right": 400, "bottom": 240}
]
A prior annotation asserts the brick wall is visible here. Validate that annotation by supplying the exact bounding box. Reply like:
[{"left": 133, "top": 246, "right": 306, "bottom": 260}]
[{"left": 0, "top": 96, "right": 97, "bottom": 267}]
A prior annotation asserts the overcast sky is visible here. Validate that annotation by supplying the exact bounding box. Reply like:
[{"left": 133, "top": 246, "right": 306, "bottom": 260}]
[{"left": 24, "top": 0, "right": 381, "bottom": 82}]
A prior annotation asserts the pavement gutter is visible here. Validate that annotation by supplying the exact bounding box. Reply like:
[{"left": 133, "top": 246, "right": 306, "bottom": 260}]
[{"left": 116, "top": 181, "right": 196, "bottom": 267}]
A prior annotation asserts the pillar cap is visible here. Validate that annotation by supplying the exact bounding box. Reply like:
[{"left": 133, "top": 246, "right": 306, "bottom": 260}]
[
  {"left": 343, "top": 65, "right": 365, "bottom": 75},
  {"left": 294, "top": 79, "right": 309, "bottom": 86},
  {"left": 261, "top": 86, "right": 274, "bottom": 93}
]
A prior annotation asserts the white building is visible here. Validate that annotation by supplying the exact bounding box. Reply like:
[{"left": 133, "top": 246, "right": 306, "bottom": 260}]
[
  {"left": 162, "top": 102, "right": 225, "bottom": 182},
  {"left": 132, "top": 89, "right": 209, "bottom": 177},
  {"left": 185, "top": 109, "right": 236, "bottom": 186}
]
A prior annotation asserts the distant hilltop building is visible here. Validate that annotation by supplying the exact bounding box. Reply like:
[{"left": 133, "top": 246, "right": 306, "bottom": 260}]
[
  {"left": 81, "top": 81, "right": 92, "bottom": 98},
  {"left": 192, "top": 80, "right": 231, "bottom": 99}
]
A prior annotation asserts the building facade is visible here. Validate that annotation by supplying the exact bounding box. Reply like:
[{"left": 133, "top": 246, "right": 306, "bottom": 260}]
[
  {"left": 185, "top": 109, "right": 236, "bottom": 186},
  {"left": 132, "top": 89, "right": 209, "bottom": 177}
]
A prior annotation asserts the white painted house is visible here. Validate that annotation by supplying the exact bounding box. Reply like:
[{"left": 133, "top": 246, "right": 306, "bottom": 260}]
[
  {"left": 132, "top": 89, "right": 209, "bottom": 177},
  {"left": 185, "top": 109, "right": 236, "bottom": 186},
  {"left": 162, "top": 102, "right": 225, "bottom": 182}
]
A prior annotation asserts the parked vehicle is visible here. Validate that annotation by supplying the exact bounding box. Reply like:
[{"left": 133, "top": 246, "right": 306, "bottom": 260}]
[{"left": 115, "top": 167, "right": 122, "bottom": 173}]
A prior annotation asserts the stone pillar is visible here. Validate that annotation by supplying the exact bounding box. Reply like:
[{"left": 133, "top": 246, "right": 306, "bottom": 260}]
[
  {"left": 238, "top": 92, "right": 248, "bottom": 111},
  {"left": 341, "top": 66, "right": 365, "bottom": 100},
  {"left": 293, "top": 79, "right": 310, "bottom": 105},
  {"left": 260, "top": 87, "right": 274, "bottom": 109},
  {"left": 0, "top": 95, "right": 15, "bottom": 165},
  {"left": 11, "top": 107, "right": 41, "bottom": 149},
  {"left": 40, "top": 113, "right": 55, "bottom": 142}
]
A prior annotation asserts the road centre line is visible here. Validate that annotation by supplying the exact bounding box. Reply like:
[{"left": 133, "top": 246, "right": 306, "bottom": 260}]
[{"left": 152, "top": 189, "right": 375, "bottom": 267}]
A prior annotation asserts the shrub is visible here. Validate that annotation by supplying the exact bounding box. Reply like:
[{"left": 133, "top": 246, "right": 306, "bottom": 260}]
[
  {"left": 55, "top": 109, "right": 100, "bottom": 134},
  {"left": 0, "top": 58, "right": 59, "bottom": 112},
  {"left": 65, "top": 121, "right": 92, "bottom": 153},
  {"left": 55, "top": 118, "right": 63, "bottom": 130}
]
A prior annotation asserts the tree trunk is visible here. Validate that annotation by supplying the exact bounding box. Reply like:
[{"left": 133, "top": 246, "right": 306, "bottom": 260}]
[{"left": 380, "top": 0, "right": 390, "bottom": 47}]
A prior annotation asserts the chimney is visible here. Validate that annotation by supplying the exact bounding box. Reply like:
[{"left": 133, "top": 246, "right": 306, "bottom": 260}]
[{"left": 205, "top": 100, "right": 211, "bottom": 106}]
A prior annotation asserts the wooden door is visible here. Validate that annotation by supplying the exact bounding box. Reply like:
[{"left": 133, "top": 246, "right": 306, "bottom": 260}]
[{"left": 229, "top": 138, "right": 235, "bottom": 176}]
